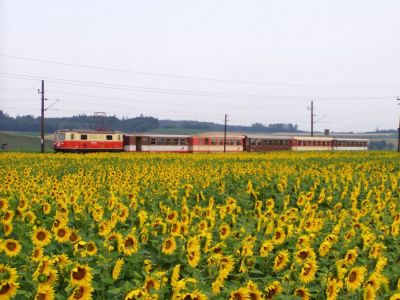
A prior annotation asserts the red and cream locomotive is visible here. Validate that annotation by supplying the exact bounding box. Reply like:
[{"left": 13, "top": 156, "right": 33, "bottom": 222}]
[{"left": 53, "top": 129, "right": 368, "bottom": 153}]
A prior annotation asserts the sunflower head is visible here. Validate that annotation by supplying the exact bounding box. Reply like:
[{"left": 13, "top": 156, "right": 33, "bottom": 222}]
[{"left": 70, "top": 264, "right": 93, "bottom": 286}]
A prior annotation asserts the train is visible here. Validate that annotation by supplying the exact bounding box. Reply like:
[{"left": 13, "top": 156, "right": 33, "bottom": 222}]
[{"left": 53, "top": 129, "right": 369, "bottom": 153}]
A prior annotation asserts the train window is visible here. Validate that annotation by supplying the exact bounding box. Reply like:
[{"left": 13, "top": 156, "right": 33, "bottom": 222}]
[
  {"left": 251, "top": 139, "right": 257, "bottom": 145},
  {"left": 279, "top": 140, "right": 283, "bottom": 145},
  {"left": 211, "top": 138, "right": 217, "bottom": 145},
  {"left": 179, "top": 138, "right": 187, "bottom": 145},
  {"left": 150, "top": 138, "right": 156, "bottom": 145},
  {"left": 204, "top": 138, "right": 209, "bottom": 145},
  {"left": 81, "top": 134, "right": 87, "bottom": 140},
  {"left": 158, "top": 138, "right": 165, "bottom": 145},
  {"left": 59, "top": 133, "right": 66, "bottom": 140},
  {"left": 298, "top": 141, "right": 302, "bottom": 146},
  {"left": 230, "top": 140, "right": 235, "bottom": 145},
  {"left": 173, "top": 138, "right": 179, "bottom": 145},
  {"left": 106, "top": 135, "right": 113, "bottom": 141},
  {"left": 219, "top": 138, "right": 224, "bottom": 145},
  {"left": 70, "top": 134, "right": 74, "bottom": 140},
  {"left": 317, "top": 141, "right": 321, "bottom": 146}
]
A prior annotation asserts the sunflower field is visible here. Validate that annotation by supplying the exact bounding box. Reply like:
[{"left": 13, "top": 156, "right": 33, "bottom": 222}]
[{"left": 0, "top": 151, "right": 400, "bottom": 300}]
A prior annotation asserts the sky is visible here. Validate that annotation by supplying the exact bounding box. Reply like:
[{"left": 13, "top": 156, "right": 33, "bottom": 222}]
[{"left": 1, "top": 0, "right": 400, "bottom": 132}]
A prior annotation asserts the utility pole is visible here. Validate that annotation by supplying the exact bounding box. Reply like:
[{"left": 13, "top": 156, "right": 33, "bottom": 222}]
[
  {"left": 397, "top": 97, "right": 400, "bottom": 152},
  {"left": 224, "top": 114, "right": 228, "bottom": 153},
  {"left": 39, "top": 80, "right": 45, "bottom": 153},
  {"left": 308, "top": 101, "right": 315, "bottom": 137}
]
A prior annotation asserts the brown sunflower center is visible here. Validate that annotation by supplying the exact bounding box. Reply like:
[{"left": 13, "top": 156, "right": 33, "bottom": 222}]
[
  {"left": 73, "top": 286, "right": 85, "bottom": 299},
  {"left": 70, "top": 232, "right": 78, "bottom": 242},
  {"left": 36, "top": 292, "right": 46, "bottom": 300},
  {"left": 303, "top": 265, "right": 312, "bottom": 276},
  {"left": 125, "top": 238, "right": 135, "bottom": 249},
  {"left": 349, "top": 271, "right": 357, "bottom": 282},
  {"left": 165, "top": 240, "right": 173, "bottom": 249},
  {"left": 36, "top": 231, "right": 47, "bottom": 241},
  {"left": 72, "top": 267, "right": 86, "bottom": 281},
  {"left": 87, "top": 244, "right": 95, "bottom": 252},
  {"left": 275, "top": 232, "right": 281, "bottom": 239},
  {"left": 0, "top": 283, "right": 11, "bottom": 295},
  {"left": 6, "top": 242, "right": 16, "bottom": 251},
  {"left": 220, "top": 228, "right": 227, "bottom": 235},
  {"left": 299, "top": 251, "right": 308, "bottom": 259},
  {"left": 296, "top": 290, "right": 305, "bottom": 297}
]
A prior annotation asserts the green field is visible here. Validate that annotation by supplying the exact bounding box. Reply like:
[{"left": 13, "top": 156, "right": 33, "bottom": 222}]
[{"left": 0, "top": 132, "right": 53, "bottom": 152}]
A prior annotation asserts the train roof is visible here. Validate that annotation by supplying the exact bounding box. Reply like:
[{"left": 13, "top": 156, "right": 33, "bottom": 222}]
[
  {"left": 191, "top": 132, "right": 246, "bottom": 138},
  {"left": 332, "top": 138, "right": 369, "bottom": 141},
  {"left": 55, "top": 129, "right": 122, "bottom": 134},
  {"left": 244, "top": 134, "right": 292, "bottom": 139},
  {"left": 124, "top": 133, "right": 191, "bottom": 138},
  {"left": 292, "top": 136, "right": 333, "bottom": 141}
]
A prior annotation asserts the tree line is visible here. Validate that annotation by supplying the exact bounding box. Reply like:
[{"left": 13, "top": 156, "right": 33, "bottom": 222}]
[{"left": 0, "top": 110, "right": 300, "bottom": 133}]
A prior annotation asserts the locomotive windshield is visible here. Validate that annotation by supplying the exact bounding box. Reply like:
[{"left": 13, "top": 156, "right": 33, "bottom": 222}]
[{"left": 54, "top": 132, "right": 65, "bottom": 141}]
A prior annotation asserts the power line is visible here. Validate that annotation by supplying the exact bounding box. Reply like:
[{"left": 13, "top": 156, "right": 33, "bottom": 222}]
[
  {"left": 1, "top": 53, "right": 400, "bottom": 88},
  {"left": 0, "top": 73, "right": 397, "bottom": 101}
]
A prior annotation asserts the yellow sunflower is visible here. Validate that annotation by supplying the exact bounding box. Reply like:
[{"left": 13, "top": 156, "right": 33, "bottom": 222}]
[
  {"left": 143, "top": 277, "right": 160, "bottom": 293},
  {"left": 31, "top": 247, "right": 44, "bottom": 263},
  {"left": 2, "top": 222, "right": 13, "bottom": 237},
  {"left": 121, "top": 235, "right": 139, "bottom": 256},
  {"left": 326, "top": 277, "right": 343, "bottom": 300},
  {"left": 68, "top": 285, "right": 94, "bottom": 300},
  {"left": 70, "top": 264, "right": 93, "bottom": 286},
  {"left": 85, "top": 242, "right": 97, "bottom": 256},
  {"left": 294, "top": 287, "right": 310, "bottom": 300},
  {"left": 295, "top": 248, "right": 316, "bottom": 264},
  {"left": 299, "top": 260, "right": 318, "bottom": 284},
  {"left": 32, "top": 227, "right": 52, "bottom": 247},
  {"left": 0, "top": 264, "right": 19, "bottom": 284},
  {"left": 161, "top": 237, "right": 177, "bottom": 255},
  {"left": 273, "top": 250, "right": 290, "bottom": 272},
  {"left": 229, "top": 287, "right": 250, "bottom": 300},
  {"left": 188, "top": 249, "right": 201, "bottom": 268},
  {"left": 34, "top": 285, "right": 55, "bottom": 300},
  {"left": 264, "top": 281, "right": 282, "bottom": 299},
  {"left": 33, "top": 257, "right": 54, "bottom": 281},
  {"left": 69, "top": 230, "right": 80, "bottom": 243},
  {"left": 112, "top": 258, "right": 125, "bottom": 281},
  {"left": 219, "top": 224, "right": 231, "bottom": 240},
  {"left": 0, "top": 199, "right": 9, "bottom": 212},
  {"left": 272, "top": 227, "right": 286, "bottom": 245},
  {"left": 259, "top": 240, "right": 274, "bottom": 257},
  {"left": 345, "top": 266, "right": 367, "bottom": 292},
  {"left": 363, "top": 285, "right": 376, "bottom": 300},
  {"left": 2, "top": 239, "right": 21, "bottom": 257},
  {"left": 390, "top": 293, "right": 400, "bottom": 300},
  {"left": 344, "top": 249, "right": 358, "bottom": 266},
  {"left": 0, "top": 282, "right": 19, "bottom": 300},
  {"left": 54, "top": 227, "right": 70, "bottom": 243},
  {"left": 181, "top": 291, "right": 208, "bottom": 300}
]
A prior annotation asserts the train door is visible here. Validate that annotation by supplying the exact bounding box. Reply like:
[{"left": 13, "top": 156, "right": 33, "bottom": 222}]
[
  {"left": 245, "top": 138, "right": 251, "bottom": 152},
  {"left": 136, "top": 136, "right": 142, "bottom": 152}
]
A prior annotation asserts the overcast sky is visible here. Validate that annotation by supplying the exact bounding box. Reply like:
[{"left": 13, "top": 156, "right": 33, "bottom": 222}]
[{"left": 1, "top": 0, "right": 400, "bottom": 132}]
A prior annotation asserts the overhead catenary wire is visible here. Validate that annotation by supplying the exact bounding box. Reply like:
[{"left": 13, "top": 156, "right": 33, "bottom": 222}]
[
  {"left": 0, "top": 73, "right": 397, "bottom": 101},
  {"left": 1, "top": 53, "right": 400, "bottom": 88}
]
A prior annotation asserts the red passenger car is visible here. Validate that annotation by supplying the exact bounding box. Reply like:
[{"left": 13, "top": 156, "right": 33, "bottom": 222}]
[
  {"left": 190, "top": 132, "right": 245, "bottom": 152},
  {"left": 53, "top": 129, "right": 123, "bottom": 152}
]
